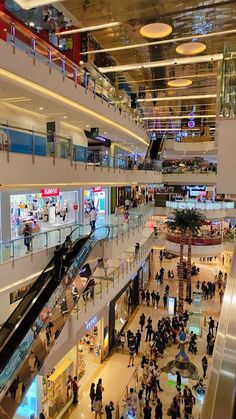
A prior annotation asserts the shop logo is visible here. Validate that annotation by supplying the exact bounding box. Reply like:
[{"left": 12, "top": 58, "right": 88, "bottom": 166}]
[{"left": 41, "top": 188, "right": 60, "bottom": 197}]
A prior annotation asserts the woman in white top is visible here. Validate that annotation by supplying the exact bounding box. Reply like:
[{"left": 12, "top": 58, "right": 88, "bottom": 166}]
[{"left": 93, "top": 395, "right": 102, "bottom": 418}]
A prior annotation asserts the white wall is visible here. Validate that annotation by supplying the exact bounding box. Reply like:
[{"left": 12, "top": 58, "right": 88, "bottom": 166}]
[
  {"left": 0, "top": 102, "right": 46, "bottom": 131},
  {"left": 60, "top": 122, "right": 88, "bottom": 147}
]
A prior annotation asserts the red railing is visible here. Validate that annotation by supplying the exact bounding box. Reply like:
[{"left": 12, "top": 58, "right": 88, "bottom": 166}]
[{"left": 166, "top": 232, "right": 223, "bottom": 246}]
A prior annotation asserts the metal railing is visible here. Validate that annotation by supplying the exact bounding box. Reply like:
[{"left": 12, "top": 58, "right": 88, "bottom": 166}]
[
  {"left": 0, "top": 12, "right": 145, "bottom": 127},
  {"left": 0, "top": 202, "right": 154, "bottom": 265},
  {"left": 0, "top": 121, "right": 162, "bottom": 171},
  {"left": 73, "top": 233, "right": 154, "bottom": 316}
]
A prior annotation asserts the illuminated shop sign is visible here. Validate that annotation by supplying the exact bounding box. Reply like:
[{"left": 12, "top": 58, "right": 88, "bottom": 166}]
[
  {"left": 85, "top": 315, "right": 98, "bottom": 330},
  {"left": 41, "top": 188, "right": 60, "bottom": 197},
  {"left": 92, "top": 187, "right": 103, "bottom": 193}
]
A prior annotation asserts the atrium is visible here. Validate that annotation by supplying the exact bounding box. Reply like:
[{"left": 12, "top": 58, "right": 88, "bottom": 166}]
[{"left": 0, "top": 1, "right": 235, "bottom": 419}]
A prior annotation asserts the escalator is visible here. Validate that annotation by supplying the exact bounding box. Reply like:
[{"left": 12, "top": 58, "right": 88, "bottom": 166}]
[{"left": 0, "top": 225, "right": 110, "bottom": 419}]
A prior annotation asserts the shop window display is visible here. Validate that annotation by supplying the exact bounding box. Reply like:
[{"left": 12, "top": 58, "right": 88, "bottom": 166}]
[
  {"left": 42, "top": 358, "right": 73, "bottom": 418},
  {"left": 10, "top": 191, "right": 77, "bottom": 238},
  {"left": 78, "top": 325, "right": 102, "bottom": 359},
  {"left": 84, "top": 188, "right": 106, "bottom": 216}
]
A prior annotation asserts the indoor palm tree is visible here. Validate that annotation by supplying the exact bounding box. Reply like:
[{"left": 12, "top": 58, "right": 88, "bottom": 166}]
[{"left": 165, "top": 208, "right": 206, "bottom": 312}]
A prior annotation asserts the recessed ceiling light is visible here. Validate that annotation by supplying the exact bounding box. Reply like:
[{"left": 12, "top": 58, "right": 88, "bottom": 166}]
[
  {"left": 29, "top": 21, "right": 35, "bottom": 27},
  {"left": 104, "top": 131, "right": 107, "bottom": 135},
  {"left": 39, "top": 107, "right": 44, "bottom": 110},
  {"left": 80, "top": 60, "right": 84, "bottom": 65},
  {"left": 86, "top": 124, "right": 90, "bottom": 128},
  {"left": 140, "top": 23, "right": 172, "bottom": 39},
  {"left": 176, "top": 42, "right": 206, "bottom": 56},
  {"left": 63, "top": 115, "right": 68, "bottom": 119},
  {"left": 168, "top": 79, "right": 192, "bottom": 88}
]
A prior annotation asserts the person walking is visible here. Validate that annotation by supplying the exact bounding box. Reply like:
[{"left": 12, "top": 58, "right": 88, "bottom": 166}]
[
  {"left": 128, "top": 338, "right": 136, "bottom": 367},
  {"left": 145, "top": 323, "right": 153, "bottom": 342},
  {"left": 71, "top": 376, "right": 79, "bottom": 405},
  {"left": 96, "top": 378, "right": 104, "bottom": 402},
  {"left": 139, "top": 313, "right": 145, "bottom": 331},
  {"left": 151, "top": 290, "right": 156, "bottom": 306},
  {"left": 169, "top": 397, "right": 180, "bottom": 419},
  {"left": 202, "top": 356, "right": 208, "bottom": 379},
  {"left": 156, "top": 291, "right": 160, "bottom": 308},
  {"left": 163, "top": 293, "right": 168, "bottom": 308},
  {"left": 105, "top": 401, "right": 114, "bottom": 419},
  {"left": 146, "top": 290, "right": 150, "bottom": 306},
  {"left": 155, "top": 398, "right": 163, "bottom": 419},
  {"left": 90, "top": 206, "right": 97, "bottom": 232},
  {"left": 23, "top": 223, "right": 32, "bottom": 254},
  {"left": 219, "top": 289, "right": 224, "bottom": 304},
  {"left": 93, "top": 395, "right": 103, "bottom": 419},
  {"left": 89, "top": 383, "right": 95, "bottom": 411},
  {"left": 208, "top": 317, "right": 215, "bottom": 335},
  {"left": 143, "top": 400, "right": 152, "bottom": 419},
  {"left": 135, "top": 330, "right": 141, "bottom": 354},
  {"left": 176, "top": 371, "right": 181, "bottom": 388}
]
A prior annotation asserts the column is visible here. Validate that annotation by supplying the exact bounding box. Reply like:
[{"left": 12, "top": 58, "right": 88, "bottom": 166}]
[{"left": 0, "top": 191, "right": 11, "bottom": 241}]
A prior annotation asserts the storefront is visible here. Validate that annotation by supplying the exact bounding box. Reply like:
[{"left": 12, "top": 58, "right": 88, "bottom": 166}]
[
  {"left": 10, "top": 189, "right": 79, "bottom": 238},
  {"left": 117, "top": 186, "right": 131, "bottom": 207},
  {"left": 83, "top": 187, "right": 110, "bottom": 221},
  {"left": 109, "top": 271, "right": 145, "bottom": 349},
  {"left": 15, "top": 305, "right": 109, "bottom": 418},
  {"left": 138, "top": 256, "right": 151, "bottom": 291}
]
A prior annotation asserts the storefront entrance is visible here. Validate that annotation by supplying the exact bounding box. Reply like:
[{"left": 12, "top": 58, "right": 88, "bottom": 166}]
[{"left": 10, "top": 190, "right": 79, "bottom": 238}]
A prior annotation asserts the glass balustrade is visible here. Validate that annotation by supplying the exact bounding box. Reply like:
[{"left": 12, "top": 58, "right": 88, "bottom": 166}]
[
  {"left": 0, "top": 202, "right": 154, "bottom": 264},
  {"left": 0, "top": 14, "right": 145, "bottom": 127}
]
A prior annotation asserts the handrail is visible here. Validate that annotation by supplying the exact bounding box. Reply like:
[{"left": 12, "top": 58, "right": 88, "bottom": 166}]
[
  {"left": 0, "top": 203, "right": 153, "bottom": 265},
  {"left": 0, "top": 11, "right": 145, "bottom": 127}
]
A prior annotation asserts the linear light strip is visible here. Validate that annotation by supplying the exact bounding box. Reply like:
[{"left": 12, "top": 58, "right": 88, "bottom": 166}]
[
  {"left": 119, "top": 73, "right": 218, "bottom": 84},
  {"left": 57, "top": 22, "right": 121, "bottom": 36},
  {"left": 143, "top": 114, "right": 216, "bottom": 120},
  {"left": 0, "top": 69, "right": 149, "bottom": 146},
  {"left": 99, "top": 54, "right": 223, "bottom": 73},
  {"left": 82, "top": 29, "right": 236, "bottom": 55},
  {"left": 138, "top": 94, "right": 217, "bottom": 103}
]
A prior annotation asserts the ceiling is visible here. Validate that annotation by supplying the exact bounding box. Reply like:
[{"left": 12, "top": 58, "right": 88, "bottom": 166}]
[{"left": 60, "top": 0, "right": 236, "bottom": 138}]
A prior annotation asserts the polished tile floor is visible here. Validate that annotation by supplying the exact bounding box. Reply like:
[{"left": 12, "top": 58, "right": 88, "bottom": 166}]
[{"left": 63, "top": 253, "right": 225, "bottom": 419}]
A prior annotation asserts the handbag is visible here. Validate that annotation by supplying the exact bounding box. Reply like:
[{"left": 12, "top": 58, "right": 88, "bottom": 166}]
[{"left": 167, "top": 408, "right": 171, "bottom": 416}]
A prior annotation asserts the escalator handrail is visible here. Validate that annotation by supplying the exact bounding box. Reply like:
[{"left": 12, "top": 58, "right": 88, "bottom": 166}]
[{"left": 0, "top": 226, "right": 110, "bottom": 363}]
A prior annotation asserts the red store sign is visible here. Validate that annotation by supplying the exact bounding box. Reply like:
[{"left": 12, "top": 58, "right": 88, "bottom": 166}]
[
  {"left": 92, "top": 187, "right": 102, "bottom": 193},
  {"left": 41, "top": 188, "right": 60, "bottom": 197}
]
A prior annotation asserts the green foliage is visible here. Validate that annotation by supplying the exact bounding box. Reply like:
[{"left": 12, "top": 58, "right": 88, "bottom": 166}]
[{"left": 165, "top": 208, "right": 207, "bottom": 236}]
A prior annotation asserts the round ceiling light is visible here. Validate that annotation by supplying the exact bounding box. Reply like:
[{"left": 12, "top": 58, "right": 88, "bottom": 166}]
[
  {"left": 140, "top": 23, "right": 172, "bottom": 39},
  {"left": 176, "top": 42, "right": 206, "bottom": 56},
  {"left": 168, "top": 79, "right": 193, "bottom": 88}
]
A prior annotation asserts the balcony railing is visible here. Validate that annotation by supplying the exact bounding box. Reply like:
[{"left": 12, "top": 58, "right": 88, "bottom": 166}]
[
  {"left": 0, "top": 121, "right": 162, "bottom": 172},
  {"left": 0, "top": 203, "right": 154, "bottom": 265},
  {"left": 0, "top": 12, "right": 145, "bottom": 127},
  {"left": 166, "top": 231, "right": 223, "bottom": 246}
]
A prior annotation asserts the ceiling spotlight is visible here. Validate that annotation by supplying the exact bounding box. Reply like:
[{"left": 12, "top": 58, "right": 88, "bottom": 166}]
[
  {"left": 80, "top": 60, "right": 84, "bottom": 65},
  {"left": 39, "top": 107, "right": 44, "bottom": 110},
  {"left": 63, "top": 115, "right": 67, "bottom": 119},
  {"left": 168, "top": 79, "right": 193, "bottom": 88},
  {"left": 29, "top": 21, "right": 35, "bottom": 27},
  {"left": 104, "top": 131, "right": 107, "bottom": 135},
  {"left": 140, "top": 23, "right": 172, "bottom": 39},
  {"left": 176, "top": 42, "right": 206, "bottom": 56},
  {"left": 86, "top": 124, "right": 90, "bottom": 128}
]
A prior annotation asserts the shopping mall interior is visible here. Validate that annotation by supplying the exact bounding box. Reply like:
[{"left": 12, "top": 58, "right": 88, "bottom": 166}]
[{"left": 0, "top": 1, "right": 236, "bottom": 418}]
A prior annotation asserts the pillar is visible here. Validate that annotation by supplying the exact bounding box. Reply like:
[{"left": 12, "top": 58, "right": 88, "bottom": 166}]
[{"left": 0, "top": 191, "right": 11, "bottom": 241}]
